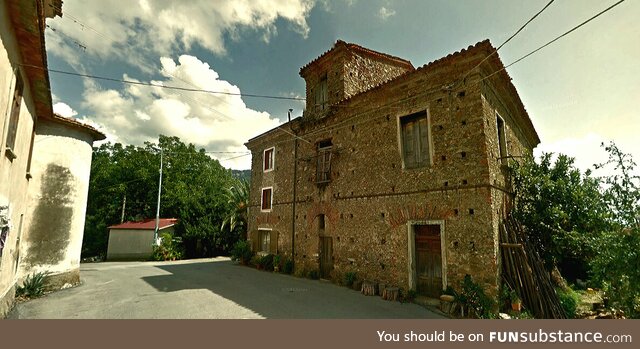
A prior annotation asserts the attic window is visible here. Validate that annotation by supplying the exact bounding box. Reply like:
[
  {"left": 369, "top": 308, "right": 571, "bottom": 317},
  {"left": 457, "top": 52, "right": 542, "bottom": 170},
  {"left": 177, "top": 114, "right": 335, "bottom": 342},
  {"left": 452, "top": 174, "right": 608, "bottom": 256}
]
[
  {"left": 316, "top": 140, "right": 332, "bottom": 184},
  {"left": 315, "top": 74, "right": 328, "bottom": 111}
]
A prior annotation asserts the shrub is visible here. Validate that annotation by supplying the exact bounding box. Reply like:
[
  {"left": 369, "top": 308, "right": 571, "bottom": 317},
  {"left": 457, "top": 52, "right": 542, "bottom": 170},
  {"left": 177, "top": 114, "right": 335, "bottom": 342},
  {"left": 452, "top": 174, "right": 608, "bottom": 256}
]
[
  {"left": 260, "top": 254, "right": 275, "bottom": 272},
  {"left": 273, "top": 255, "right": 282, "bottom": 271},
  {"left": 16, "top": 271, "right": 50, "bottom": 299},
  {"left": 344, "top": 271, "right": 357, "bottom": 287},
  {"left": 151, "top": 232, "right": 185, "bottom": 261},
  {"left": 401, "top": 289, "right": 418, "bottom": 303},
  {"left": 457, "top": 274, "right": 496, "bottom": 319},
  {"left": 308, "top": 269, "right": 320, "bottom": 280},
  {"left": 557, "top": 287, "right": 580, "bottom": 318},
  {"left": 231, "top": 240, "right": 253, "bottom": 265},
  {"left": 282, "top": 258, "right": 294, "bottom": 274}
]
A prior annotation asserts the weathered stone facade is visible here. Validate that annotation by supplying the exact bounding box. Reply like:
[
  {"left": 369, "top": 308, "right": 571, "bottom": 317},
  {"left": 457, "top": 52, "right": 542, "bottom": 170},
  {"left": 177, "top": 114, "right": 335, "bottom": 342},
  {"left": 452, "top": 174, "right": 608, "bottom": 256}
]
[{"left": 245, "top": 40, "right": 539, "bottom": 298}]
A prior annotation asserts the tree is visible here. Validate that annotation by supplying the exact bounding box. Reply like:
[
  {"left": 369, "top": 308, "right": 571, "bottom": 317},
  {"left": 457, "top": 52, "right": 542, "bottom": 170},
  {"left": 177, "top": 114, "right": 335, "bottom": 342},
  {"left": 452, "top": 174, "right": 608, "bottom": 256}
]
[
  {"left": 221, "top": 178, "right": 249, "bottom": 239},
  {"left": 82, "top": 135, "right": 241, "bottom": 259},
  {"left": 509, "top": 153, "right": 611, "bottom": 279},
  {"left": 590, "top": 142, "right": 640, "bottom": 317}
]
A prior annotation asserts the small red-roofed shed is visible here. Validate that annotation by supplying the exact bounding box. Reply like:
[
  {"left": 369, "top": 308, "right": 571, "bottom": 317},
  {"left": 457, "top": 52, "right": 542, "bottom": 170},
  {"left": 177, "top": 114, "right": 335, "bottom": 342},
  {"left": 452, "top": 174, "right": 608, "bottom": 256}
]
[{"left": 106, "top": 218, "right": 178, "bottom": 260}]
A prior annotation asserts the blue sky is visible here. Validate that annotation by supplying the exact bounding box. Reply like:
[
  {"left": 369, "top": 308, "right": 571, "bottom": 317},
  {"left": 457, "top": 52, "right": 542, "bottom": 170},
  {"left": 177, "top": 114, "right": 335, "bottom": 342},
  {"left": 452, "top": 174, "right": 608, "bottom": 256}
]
[{"left": 46, "top": 0, "right": 639, "bottom": 171}]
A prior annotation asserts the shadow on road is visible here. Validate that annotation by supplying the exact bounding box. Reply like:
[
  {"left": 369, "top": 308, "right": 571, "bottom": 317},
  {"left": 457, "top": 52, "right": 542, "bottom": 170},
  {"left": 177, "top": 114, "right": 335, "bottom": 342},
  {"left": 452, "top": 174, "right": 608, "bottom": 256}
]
[{"left": 141, "top": 259, "right": 442, "bottom": 319}]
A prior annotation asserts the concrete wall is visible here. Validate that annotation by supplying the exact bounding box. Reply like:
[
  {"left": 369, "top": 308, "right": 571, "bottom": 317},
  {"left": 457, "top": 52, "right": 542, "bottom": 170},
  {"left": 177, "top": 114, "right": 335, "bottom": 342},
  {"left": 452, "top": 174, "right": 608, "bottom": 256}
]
[
  {"left": 247, "top": 41, "right": 538, "bottom": 297},
  {"left": 107, "top": 227, "right": 175, "bottom": 260},
  {"left": 0, "top": 1, "right": 38, "bottom": 317},
  {"left": 18, "top": 119, "right": 95, "bottom": 288}
]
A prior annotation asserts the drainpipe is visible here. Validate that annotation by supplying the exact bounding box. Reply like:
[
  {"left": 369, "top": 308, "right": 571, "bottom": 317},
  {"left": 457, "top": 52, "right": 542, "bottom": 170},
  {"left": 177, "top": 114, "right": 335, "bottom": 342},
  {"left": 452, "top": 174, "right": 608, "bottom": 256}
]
[{"left": 289, "top": 109, "right": 297, "bottom": 273}]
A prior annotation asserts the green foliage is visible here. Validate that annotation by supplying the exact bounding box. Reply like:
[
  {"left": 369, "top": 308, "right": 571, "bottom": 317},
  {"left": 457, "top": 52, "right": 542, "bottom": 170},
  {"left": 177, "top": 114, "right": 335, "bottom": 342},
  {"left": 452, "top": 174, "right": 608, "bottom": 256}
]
[
  {"left": 230, "top": 240, "right": 253, "bottom": 265},
  {"left": 590, "top": 143, "right": 640, "bottom": 318},
  {"left": 401, "top": 289, "right": 418, "bottom": 303},
  {"left": 151, "top": 232, "right": 185, "bottom": 261},
  {"left": 273, "top": 255, "right": 281, "bottom": 271},
  {"left": 509, "top": 153, "right": 611, "bottom": 275},
  {"left": 83, "top": 136, "right": 241, "bottom": 259},
  {"left": 16, "top": 271, "right": 50, "bottom": 298},
  {"left": 282, "top": 258, "right": 294, "bottom": 274},
  {"left": 260, "top": 254, "right": 275, "bottom": 272},
  {"left": 556, "top": 287, "right": 580, "bottom": 319},
  {"left": 221, "top": 178, "right": 249, "bottom": 239},
  {"left": 250, "top": 255, "right": 262, "bottom": 268},
  {"left": 344, "top": 271, "right": 357, "bottom": 287},
  {"left": 457, "top": 275, "right": 496, "bottom": 319},
  {"left": 308, "top": 269, "right": 320, "bottom": 280}
]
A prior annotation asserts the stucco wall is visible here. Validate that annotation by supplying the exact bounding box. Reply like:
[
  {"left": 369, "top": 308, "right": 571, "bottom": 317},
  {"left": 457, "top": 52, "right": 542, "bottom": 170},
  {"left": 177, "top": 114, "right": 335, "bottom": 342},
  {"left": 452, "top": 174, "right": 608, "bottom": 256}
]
[
  {"left": 18, "top": 119, "right": 94, "bottom": 287},
  {"left": 0, "top": 1, "right": 38, "bottom": 316},
  {"left": 107, "top": 227, "right": 175, "bottom": 260}
]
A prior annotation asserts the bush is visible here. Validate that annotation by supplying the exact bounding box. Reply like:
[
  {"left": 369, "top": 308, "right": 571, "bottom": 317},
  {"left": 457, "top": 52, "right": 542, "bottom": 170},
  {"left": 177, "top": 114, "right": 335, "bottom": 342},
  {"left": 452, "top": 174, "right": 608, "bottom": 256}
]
[
  {"left": 344, "top": 271, "right": 357, "bottom": 287},
  {"left": 151, "top": 232, "right": 185, "bottom": 261},
  {"left": 557, "top": 287, "right": 580, "bottom": 318},
  {"left": 16, "top": 271, "right": 50, "bottom": 299},
  {"left": 401, "top": 289, "right": 418, "bottom": 303},
  {"left": 260, "top": 254, "right": 275, "bottom": 272},
  {"left": 457, "top": 275, "right": 496, "bottom": 319},
  {"left": 308, "top": 269, "right": 320, "bottom": 280},
  {"left": 250, "top": 255, "right": 262, "bottom": 268},
  {"left": 231, "top": 240, "right": 253, "bottom": 265},
  {"left": 282, "top": 258, "right": 294, "bottom": 274},
  {"left": 273, "top": 255, "right": 282, "bottom": 271}
]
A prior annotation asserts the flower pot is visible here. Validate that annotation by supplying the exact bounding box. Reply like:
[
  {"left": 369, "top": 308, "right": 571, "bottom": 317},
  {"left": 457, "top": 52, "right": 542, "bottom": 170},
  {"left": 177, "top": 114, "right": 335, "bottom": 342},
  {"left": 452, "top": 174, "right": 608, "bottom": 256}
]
[{"left": 511, "top": 302, "right": 522, "bottom": 312}]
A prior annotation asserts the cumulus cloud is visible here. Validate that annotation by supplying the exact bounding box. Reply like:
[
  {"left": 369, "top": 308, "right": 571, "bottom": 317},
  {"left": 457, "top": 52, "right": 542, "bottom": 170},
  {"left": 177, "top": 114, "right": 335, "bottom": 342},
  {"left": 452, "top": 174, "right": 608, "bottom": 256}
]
[
  {"left": 378, "top": 6, "right": 396, "bottom": 21},
  {"left": 53, "top": 102, "right": 78, "bottom": 118},
  {"left": 78, "top": 55, "right": 280, "bottom": 169},
  {"left": 46, "top": 0, "right": 316, "bottom": 64}
]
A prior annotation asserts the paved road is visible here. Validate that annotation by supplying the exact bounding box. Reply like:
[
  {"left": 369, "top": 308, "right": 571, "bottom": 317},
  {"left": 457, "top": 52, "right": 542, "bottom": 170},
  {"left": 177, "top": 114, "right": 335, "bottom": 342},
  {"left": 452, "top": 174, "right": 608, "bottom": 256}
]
[{"left": 8, "top": 258, "right": 445, "bottom": 319}]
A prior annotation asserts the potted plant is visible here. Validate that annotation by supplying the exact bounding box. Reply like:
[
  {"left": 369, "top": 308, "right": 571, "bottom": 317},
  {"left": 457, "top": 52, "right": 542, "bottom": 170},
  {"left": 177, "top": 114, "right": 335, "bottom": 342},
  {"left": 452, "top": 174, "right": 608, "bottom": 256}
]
[
  {"left": 510, "top": 289, "right": 522, "bottom": 312},
  {"left": 273, "top": 255, "right": 281, "bottom": 272}
]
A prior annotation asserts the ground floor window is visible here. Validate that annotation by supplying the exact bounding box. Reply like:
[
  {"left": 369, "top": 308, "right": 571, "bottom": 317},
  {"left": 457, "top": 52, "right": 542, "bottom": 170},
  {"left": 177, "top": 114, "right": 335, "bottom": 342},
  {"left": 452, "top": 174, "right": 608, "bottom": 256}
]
[{"left": 259, "top": 229, "right": 271, "bottom": 253}]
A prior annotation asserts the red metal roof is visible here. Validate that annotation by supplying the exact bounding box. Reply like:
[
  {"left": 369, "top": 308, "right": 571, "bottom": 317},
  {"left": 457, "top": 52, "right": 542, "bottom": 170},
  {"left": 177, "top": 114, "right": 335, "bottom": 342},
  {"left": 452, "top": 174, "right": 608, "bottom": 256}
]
[{"left": 108, "top": 218, "right": 178, "bottom": 230}]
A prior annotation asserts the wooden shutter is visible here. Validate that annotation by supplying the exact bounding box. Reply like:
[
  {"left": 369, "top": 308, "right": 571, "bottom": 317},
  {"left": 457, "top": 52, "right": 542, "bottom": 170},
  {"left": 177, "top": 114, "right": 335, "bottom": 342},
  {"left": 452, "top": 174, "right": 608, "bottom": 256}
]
[
  {"left": 417, "top": 116, "right": 430, "bottom": 166},
  {"left": 402, "top": 120, "right": 416, "bottom": 167},
  {"left": 6, "top": 73, "right": 24, "bottom": 150},
  {"left": 269, "top": 231, "right": 278, "bottom": 254}
]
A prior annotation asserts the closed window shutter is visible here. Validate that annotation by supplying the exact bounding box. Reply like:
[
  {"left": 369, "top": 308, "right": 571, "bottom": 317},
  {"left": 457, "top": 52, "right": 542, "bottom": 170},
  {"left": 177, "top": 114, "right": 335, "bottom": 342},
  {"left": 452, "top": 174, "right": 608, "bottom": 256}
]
[
  {"left": 403, "top": 121, "right": 416, "bottom": 167},
  {"left": 417, "top": 116, "right": 429, "bottom": 166},
  {"left": 6, "top": 74, "right": 24, "bottom": 150}
]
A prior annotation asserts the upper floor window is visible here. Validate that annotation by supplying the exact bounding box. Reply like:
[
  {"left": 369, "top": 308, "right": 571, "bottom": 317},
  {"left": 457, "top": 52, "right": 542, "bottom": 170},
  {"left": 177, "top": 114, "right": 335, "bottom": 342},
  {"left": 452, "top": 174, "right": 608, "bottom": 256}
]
[
  {"left": 263, "top": 147, "right": 274, "bottom": 172},
  {"left": 496, "top": 113, "right": 507, "bottom": 162},
  {"left": 261, "top": 187, "right": 273, "bottom": 211},
  {"left": 316, "top": 140, "right": 332, "bottom": 184},
  {"left": 314, "top": 74, "right": 328, "bottom": 112},
  {"left": 5, "top": 71, "right": 24, "bottom": 160},
  {"left": 400, "top": 111, "right": 431, "bottom": 169}
]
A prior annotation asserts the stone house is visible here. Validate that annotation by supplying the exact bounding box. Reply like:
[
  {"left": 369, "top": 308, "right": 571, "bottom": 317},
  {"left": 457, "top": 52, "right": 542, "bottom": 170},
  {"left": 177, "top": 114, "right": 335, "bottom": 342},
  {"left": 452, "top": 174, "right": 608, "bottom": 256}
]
[
  {"left": 245, "top": 40, "right": 539, "bottom": 298},
  {"left": 0, "top": 0, "right": 104, "bottom": 317}
]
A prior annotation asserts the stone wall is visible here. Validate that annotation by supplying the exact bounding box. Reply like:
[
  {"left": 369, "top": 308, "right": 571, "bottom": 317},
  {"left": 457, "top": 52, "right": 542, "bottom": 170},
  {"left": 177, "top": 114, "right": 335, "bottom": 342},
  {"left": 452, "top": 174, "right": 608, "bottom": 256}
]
[{"left": 247, "top": 41, "right": 538, "bottom": 297}]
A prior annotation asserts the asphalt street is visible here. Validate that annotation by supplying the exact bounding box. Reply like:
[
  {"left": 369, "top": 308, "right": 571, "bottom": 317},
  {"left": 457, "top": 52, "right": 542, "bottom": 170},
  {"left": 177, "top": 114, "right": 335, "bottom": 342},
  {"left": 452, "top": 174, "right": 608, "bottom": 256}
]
[{"left": 8, "top": 257, "right": 445, "bottom": 319}]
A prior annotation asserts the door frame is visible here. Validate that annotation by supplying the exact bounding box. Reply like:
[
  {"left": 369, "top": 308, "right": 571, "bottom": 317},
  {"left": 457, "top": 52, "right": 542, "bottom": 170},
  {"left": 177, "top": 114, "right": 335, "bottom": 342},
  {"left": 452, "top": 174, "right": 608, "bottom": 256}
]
[{"left": 407, "top": 220, "right": 446, "bottom": 292}]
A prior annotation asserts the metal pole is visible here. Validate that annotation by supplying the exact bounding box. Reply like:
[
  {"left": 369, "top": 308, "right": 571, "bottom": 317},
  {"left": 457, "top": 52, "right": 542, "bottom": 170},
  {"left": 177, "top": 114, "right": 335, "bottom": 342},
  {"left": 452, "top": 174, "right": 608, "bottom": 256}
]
[
  {"left": 289, "top": 109, "right": 297, "bottom": 273},
  {"left": 154, "top": 148, "right": 163, "bottom": 245}
]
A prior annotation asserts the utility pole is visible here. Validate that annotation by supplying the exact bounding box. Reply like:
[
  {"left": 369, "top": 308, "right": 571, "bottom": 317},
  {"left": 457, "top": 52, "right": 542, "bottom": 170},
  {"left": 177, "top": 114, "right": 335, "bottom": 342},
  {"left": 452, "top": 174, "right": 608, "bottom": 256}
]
[
  {"left": 120, "top": 193, "right": 126, "bottom": 223},
  {"left": 154, "top": 148, "right": 163, "bottom": 245},
  {"left": 289, "top": 108, "right": 297, "bottom": 273}
]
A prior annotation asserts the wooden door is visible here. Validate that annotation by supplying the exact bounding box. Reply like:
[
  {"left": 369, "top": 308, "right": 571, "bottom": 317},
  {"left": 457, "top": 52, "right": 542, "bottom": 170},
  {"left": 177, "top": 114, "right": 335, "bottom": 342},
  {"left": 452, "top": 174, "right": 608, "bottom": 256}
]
[
  {"left": 319, "top": 236, "right": 333, "bottom": 279},
  {"left": 415, "top": 224, "right": 442, "bottom": 297}
]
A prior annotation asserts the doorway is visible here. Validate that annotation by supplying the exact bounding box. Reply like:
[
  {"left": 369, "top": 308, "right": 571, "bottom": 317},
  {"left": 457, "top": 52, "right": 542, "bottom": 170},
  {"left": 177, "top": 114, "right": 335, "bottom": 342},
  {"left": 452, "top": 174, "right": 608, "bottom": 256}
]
[
  {"left": 409, "top": 222, "right": 445, "bottom": 297},
  {"left": 319, "top": 236, "right": 333, "bottom": 279}
]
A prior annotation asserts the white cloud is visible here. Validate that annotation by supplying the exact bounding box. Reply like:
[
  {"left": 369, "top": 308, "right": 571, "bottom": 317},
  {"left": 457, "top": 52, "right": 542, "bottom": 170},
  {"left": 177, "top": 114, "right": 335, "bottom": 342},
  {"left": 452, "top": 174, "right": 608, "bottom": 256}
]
[
  {"left": 378, "top": 6, "right": 396, "bottom": 21},
  {"left": 53, "top": 102, "right": 78, "bottom": 118},
  {"left": 46, "top": 0, "right": 316, "bottom": 64},
  {"left": 79, "top": 55, "right": 280, "bottom": 169}
]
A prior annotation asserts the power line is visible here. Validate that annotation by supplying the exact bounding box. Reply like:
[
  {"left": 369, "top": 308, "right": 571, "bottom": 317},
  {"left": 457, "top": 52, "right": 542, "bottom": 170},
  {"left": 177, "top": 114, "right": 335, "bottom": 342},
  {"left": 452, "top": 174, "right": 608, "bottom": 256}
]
[
  {"left": 20, "top": 63, "right": 306, "bottom": 101},
  {"left": 481, "top": 0, "right": 627, "bottom": 82},
  {"left": 459, "top": 0, "right": 555, "bottom": 83}
]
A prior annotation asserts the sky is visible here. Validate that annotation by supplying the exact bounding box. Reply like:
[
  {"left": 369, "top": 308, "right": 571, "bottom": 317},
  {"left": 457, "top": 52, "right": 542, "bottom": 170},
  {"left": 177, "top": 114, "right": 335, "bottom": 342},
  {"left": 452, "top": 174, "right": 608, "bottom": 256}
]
[{"left": 45, "top": 0, "right": 639, "bottom": 173}]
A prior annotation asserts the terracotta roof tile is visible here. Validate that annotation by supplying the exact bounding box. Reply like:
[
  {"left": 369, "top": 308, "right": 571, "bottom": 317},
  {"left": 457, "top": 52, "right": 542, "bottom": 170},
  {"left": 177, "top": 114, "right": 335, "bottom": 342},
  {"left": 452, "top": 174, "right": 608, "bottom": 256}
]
[
  {"left": 108, "top": 218, "right": 178, "bottom": 230},
  {"left": 52, "top": 113, "right": 107, "bottom": 141}
]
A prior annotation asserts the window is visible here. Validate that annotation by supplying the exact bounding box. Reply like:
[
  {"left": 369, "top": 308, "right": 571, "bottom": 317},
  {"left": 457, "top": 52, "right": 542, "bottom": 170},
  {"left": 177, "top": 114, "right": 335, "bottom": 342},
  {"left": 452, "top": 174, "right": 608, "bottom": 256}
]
[
  {"left": 5, "top": 72, "right": 24, "bottom": 159},
  {"left": 261, "top": 187, "right": 273, "bottom": 211},
  {"left": 25, "top": 128, "right": 35, "bottom": 178},
  {"left": 259, "top": 230, "right": 271, "bottom": 253},
  {"left": 400, "top": 111, "right": 431, "bottom": 169},
  {"left": 316, "top": 140, "right": 332, "bottom": 184},
  {"left": 263, "top": 147, "right": 274, "bottom": 172},
  {"left": 496, "top": 114, "right": 507, "bottom": 161},
  {"left": 315, "top": 74, "right": 328, "bottom": 111}
]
